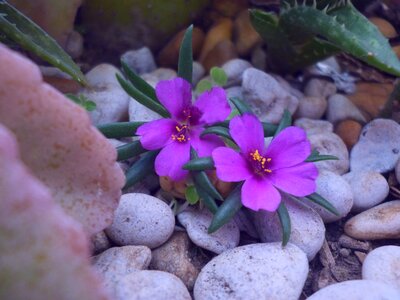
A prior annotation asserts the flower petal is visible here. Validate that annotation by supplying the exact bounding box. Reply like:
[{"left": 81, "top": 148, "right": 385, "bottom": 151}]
[
  {"left": 241, "top": 177, "right": 281, "bottom": 211},
  {"left": 265, "top": 126, "right": 312, "bottom": 170},
  {"left": 136, "top": 119, "right": 176, "bottom": 150},
  {"left": 190, "top": 127, "right": 224, "bottom": 157},
  {"left": 155, "top": 142, "right": 190, "bottom": 181},
  {"left": 155, "top": 78, "right": 192, "bottom": 120},
  {"left": 229, "top": 114, "right": 265, "bottom": 155},
  {"left": 269, "top": 162, "right": 318, "bottom": 197},
  {"left": 212, "top": 147, "right": 253, "bottom": 182},
  {"left": 194, "top": 87, "right": 231, "bottom": 125}
]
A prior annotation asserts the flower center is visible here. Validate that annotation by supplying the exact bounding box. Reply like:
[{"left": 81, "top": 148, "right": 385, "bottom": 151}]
[
  {"left": 171, "top": 124, "right": 190, "bottom": 143},
  {"left": 182, "top": 106, "right": 201, "bottom": 126},
  {"left": 249, "top": 149, "right": 272, "bottom": 176}
]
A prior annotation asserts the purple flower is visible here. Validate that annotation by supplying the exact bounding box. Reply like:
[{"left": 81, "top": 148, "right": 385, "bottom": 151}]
[
  {"left": 212, "top": 114, "right": 318, "bottom": 211},
  {"left": 136, "top": 77, "right": 231, "bottom": 181}
]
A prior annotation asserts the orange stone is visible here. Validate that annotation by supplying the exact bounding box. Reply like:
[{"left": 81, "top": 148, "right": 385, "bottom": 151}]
[
  {"left": 234, "top": 9, "right": 262, "bottom": 56},
  {"left": 202, "top": 40, "right": 238, "bottom": 71},
  {"left": 335, "top": 120, "right": 363, "bottom": 150},
  {"left": 369, "top": 17, "right": 398, "bottom": 38}
]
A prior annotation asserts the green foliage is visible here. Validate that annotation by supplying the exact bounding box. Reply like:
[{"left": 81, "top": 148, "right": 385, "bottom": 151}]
[
  {"left": 185, "top": 185, "right": 200, "bottom": 205},
  {"left": 124, "top": 151, "right": 158, "bottom": 190},
  {"left": 305, "top": 192, "right": 340, "bottom": 216},
  {"left": 210, "top": 66, "right": 228, "bottom": 86},
  {"left": 116, "top": 141, "right": 146, "bottom": 161},
  {"left": 195, "top": 78, "right": 213, "bottom": 93},
  {"left": 97, "top": 121, "right": 145, "bottom": 138},
  {"left": 178, "top": 25, "right": 193, "bottom": 84},
  {"left": 306, "top": 149, "right": 338, "bottom": 162},
  {"left": 65, "top": 94, "right": 96, "bottom": 111},
  {"left": 273, "top": 109, "right": 292, "bottom": 137},
  {"left": 277, "top": 202, "right": 291, "bottom": 246},
  {"left": 0, "top": 1, "right": 87, "bottom": 85}
]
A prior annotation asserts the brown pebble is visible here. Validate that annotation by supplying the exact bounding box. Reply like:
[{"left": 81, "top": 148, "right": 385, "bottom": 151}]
[
  {"left": 369, "top": 17, "right": 397, "bottom": 38},
  {"left": 335, "top": 119, "right": 362, "bottom": 150},
  {"left": 43, "top": 76, "right": 81, "bottom": 94},
  {"left": 234, "top": 9, "right": 262, "bottom": 56},
  {"left": 339, "top": 248, "right": 351, "bottom": 257},
  {"left": 354, "top": 250, "right": 367, "bottom": 264},
  {"left": 338, "top": 234, "right": 371, "bottom": 252},
  {"left": 212, "top": 0, "right": 248, "bottom": 18},
  {"left": 202, "top": 40, "right": 238, "bottom": 71}
]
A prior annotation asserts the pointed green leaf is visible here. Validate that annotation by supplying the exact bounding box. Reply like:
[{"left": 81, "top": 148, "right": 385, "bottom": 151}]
[
  {"left": 277, "top": 202, "right": 291, "bottom": 246},
  {"left": 305, "top": 149, "right": 339, "bottom": 162},
  {"left": 195, "top": 79, "right": 213, "bottom": 93},
  {"left": 124, "top": 150, "right": 158, "bottom": 190},
  {"left": 230, "top": 97, "right": 253, "bottom": 115},
  {"left": 305, "top": 192, "right": 339, "bottom": 215},
  {"left": 116, "top": 74, "right": 170, "bottom": 117},
  {"left": 201, "top": 126, "right": 233, "bottom": 142},
  {"left": 185, "top": 185, "right": 200, "bottom": 205},
  {"left": 208, "top": 185, "right": 242, "bottom": 233},
  {"left": 97, "top": 121, "right": 145, "bottom": 138},
  {"left": 263, "top": 122, "right": 278, "bottom": 137},
  {"left": 183, "top": 156, "right": 215, "bottom": 171},
  {"left": 210, "top": 66, "right": 228, "bottom": 86},
  {"left": 0, "top": 2, "right": 87, "bottom": 85},
  {"left": 178, "top": 25, "right": 193, "bottom": 84},
  {"left": 273, "top": 109, "right": 292, "bottom": 137},
  {"left": 117, "top": 141, "right": 146, "bottom": 161},
  {"left": 195, "top": 185, "right": 219, "bottom": 213}
]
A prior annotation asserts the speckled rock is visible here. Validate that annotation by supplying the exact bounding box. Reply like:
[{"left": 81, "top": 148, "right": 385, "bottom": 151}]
[
  {"left": 362, "top": 246, "right": 400, "bottom": 290},
  {"left": 106, "top": 193, "right": 175, "bottom": 248},
  {"left": 222, "top": 58, "right": 252, "bottom": 86},
  {"left": 93, "top": 246, "right": 151, "bottom": 289},
  {"left": 309, "top": 132, "right": 349, "bottom": 174},
  {"left": 194, "top": 243, "right": 309, "bottom": 300},
  {"left": 225, "top": 86, "right": 244, "bottom": 100},
  {"left": 254, "top": 195, "right": 325, "bottom": 260},
  {"left": 343, "top": 171, "right": 389, "bottom": 212},
  {"left": 192, "top": 61, "right": 205, "bottom": 85},
  {"left": 242, "top": 68, "right": 299, "bottom": 124},
  {"left": 294, "top": 118, "right": 333, "bottom": 135},
  {"left": 304, "top": 78, "right": 337, "bottom": 99},
  {"left": 345, "top": 200, "right": 400, "bottom": 240},
  {"left": 350, "top": 119, "right": 400, "bottom": 173},
  {"left": 129, "top": 99, "right": 161, "bottom": 122},
  {"left": 91, "top": 231, "right": 112, "bottom": 255},
  {"left": 296, "top": 96, "right": 327, "bottom": 120},
  {"left": 307, "top": 280, "right": 400, "bottom": 300},
  {"left": 326, "top": 94, "right": 366, "bottom": 124},
  {"left": 177, "top": 208, "right": 239, "bottom": 254},
  {"left": 114, "top": 270, "right": 191, "bottom": 300},
  {"left": 305, "top": 170, "right": 353, "bottom": 223},
  {"left": 121, "top": 47, "right": 157, "bottom": 75}
]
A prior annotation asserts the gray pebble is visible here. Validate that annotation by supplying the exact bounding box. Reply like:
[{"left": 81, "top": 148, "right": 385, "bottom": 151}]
[
  {"left": 296, "top": 96, "right": 327, "bottom": 119},
  {"left": 326, "top": 94, "right": 366, "bottom": 125},
  {"left": 294, "top": 118, "right": 333, "bottom": 136},
  {"left": 121, "top": 47, "right": 157, "bottom": 75},
  {"left": 304, "top": 78, "right": 337, "bottom": 99},
  {"left": 222, "top": 58, "right": 252, "bottom": 87}
]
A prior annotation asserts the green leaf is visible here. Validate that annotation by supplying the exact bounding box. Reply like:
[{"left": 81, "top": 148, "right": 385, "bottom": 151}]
[
  {"left": 201, "top": 126, "right": 233, "bottom": 142},
  {"left": 230, "top": 97, "right": 253, "bottom": 115},
  {"left": 277, "top": 202, "right": 291, "bottom": 246},
  {"left": 65, "top": 94, "right": 96, "bottom": 111},
  {"left": 263, "top": 122, "right": 278, "bottom": 137},
  {"left": 208, "top": 185, "right": 242, "bottom": 233},
  {"left": 183, "top": 156, "right": 215, "bottom": 171},
  {"left": 273, "top": 109, "right": 292, "bottom": 137},
  {"left": 124, "top": 151, "right": 158, "bottom": 190},
  {"left": 117, "top": 141, "right": 147, "bottom": 161},
  {"left": 210, "top": 66, "right": 228, "bottom": 86},
  {"left": 83, "top": 100, "right": 97, "bottom": 111},
  {"left": 97, "top": 121, "right": 145, "bottom": 138},
  {"left": 0, "top": 2, "right": 87, "bottom": 85},
  {"left": 195, "top": 185, "right": 219, "bottom": 213},
  {"left": 195, "top": 79, "right": 213, "bottom": 93},
  {"left": 185, "top": 185, "right": 200, "bottom": 205},
  {"left": 305, "top": 149, "right": 338, "bottom": 162},
  {"left": 178, "top": 24, "right": 193, "bottom": 84},
  {"left": 121, "top": 60, "right": 158, "bottom": 103},
  {"left": 116, "top": 74, "right": 170, "bottom": 117},
  {"left": 305, "top": 192, "right": 339, "bottom": 216}
]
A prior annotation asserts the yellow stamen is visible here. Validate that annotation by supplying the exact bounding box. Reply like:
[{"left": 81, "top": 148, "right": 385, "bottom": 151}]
[{"left": 249, "top": 150, "right": 272, "bottom": 174}]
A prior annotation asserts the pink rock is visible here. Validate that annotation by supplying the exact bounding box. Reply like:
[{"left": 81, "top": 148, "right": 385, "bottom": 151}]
[
  {"left": 0, "top": 124, "right": 111, "bottom": 300},
  {"left": 0, "top": 44, "right": 125, "bottom": 235}
]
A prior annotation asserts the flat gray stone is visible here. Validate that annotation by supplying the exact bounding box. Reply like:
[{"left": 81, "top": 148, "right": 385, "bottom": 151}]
[
  {"left": 222, "top": 58, "right": 252, "bottom": 87},
  {"left": 296, "top": 96, "right": 327, "bottom": 120},
  {"left": 294, "top": 118, "right": 333, "bottom": 136},
  {"left": 121, "top": 47, "right": 157, "bottom": 75},
  {"left": 326, "top": 94, "right": 366, "bottom": 125},
  {"left": 304, "top": 78, "right": 337, "bottom": 99}
]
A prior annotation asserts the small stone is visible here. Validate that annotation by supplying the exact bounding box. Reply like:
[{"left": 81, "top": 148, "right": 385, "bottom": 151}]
[
  {"left": 242, "top": 68, "right": 299, "bottom": 124},
  {"left": 43, "top": 76, "right": 80, "bottom": 94},
  {"left": 354, "top": 251, "right": 367, "bottom": 264},
  {"left": 339, "top": 248, "right": 350, "bottom": 257},
  {"left": 93, "top": 246, "right": 151, "bottom": 289},
  {"left": 345, "top": 200, "right": 400, "bottom": 240},
  {"left": 369, "top": 17, "right": 398, "bottom": 38},
  {"left": 304, "top": 78, "right": 337, "bottom": 99},
  {"left": 338, "top": 234, "right": 371, "bottom": 252},
  {"left": 305, "top": 170, "right": 353, "bottom": 223},
  {"left": 114, "top": 270, "right": 191, "bottom": 300},
  {"left": 395, "top": 160, "right": 400, "bottom": 184},
  {"left": 308, "top": 132, "right": 349, "bottom": 175},
  {"left": 225, "top": 86, "right": 244, "bottom": 100},
  {"left": 91, "top": 231, "right": 111, "bottom": 255},
  {"left": 178, "top": 208, "right": 239, "bottom": 254},
  {"left": 150, "top": 231, "right": 201, "bottom": 290},
  {"left": 342, "top": 171, "right": 389, "bottom": 213},
  {"left": 334, "top": 120, "right": 362, "bottom": 150},
  {"left": 192, "top": 61, "right": 205, "bottom": 86},
  {"left": 327, "top": 94, "right": 366, "bottom": 125},
  {"left": 254, "top": 195, "right": 325, "bottom": 260},
  {"left": 350, "top": 119, "right": 400, "bottom": 173},
  {"left": 121, "top": 47, "right": 157, "bottom": 75},
  {"left": 202, "top": 40, "right": 238, "bottom": 71},
  {"left": 193, "top": 243, "right": 309, "bottom": 300},
  {"left": 233, "top": 9, "right": 262, "bottom": 56},
  {"left": 362, "top": 245, "right": 400, "bottom": 290},
  {"left": 106, "top": 193, "right": 175, "bottom": 248},
  {"left": 294, "top": 118, "right": 333, "bottom": 136},
  {"left": 307, "top": 280, "right": 400, "bottom": 300},
  {"left": 129, "top": 98, "right": 161, "bottom": 122},
  {"left": 65, "top": 30, "right": 84, "bottom": 59},
  {"left": 251, "top": 45, "right": 267, "bottom": 71},
  {"left": 144, "top": 68, "right": 177, "bottom": 83},
  {"left": 212, "top": 0, "right": 247, "bottom": 17},
  {"left": 221, "top": 58, "right": 252, "bottom": 87},
  {"left": 295, "top": 96, "right": 327, "bottom": 119}
]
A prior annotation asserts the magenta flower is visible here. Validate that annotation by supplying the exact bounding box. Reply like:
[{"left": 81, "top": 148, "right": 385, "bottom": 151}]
[
  {"left": 137, "top": 77, "right": 231, "bottom": 181},
  {"left": 212, "top": 114, "right": 318, "bottom": 211}
]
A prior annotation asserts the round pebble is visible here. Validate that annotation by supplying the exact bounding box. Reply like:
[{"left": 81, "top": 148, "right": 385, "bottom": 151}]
[
  {"left": 121, "top": 47, "right": 156, "bottom": 75},
  {"left": 342, "top": 171, "right": 389, "bottom": 212},
  {"left": 194, "top": 243, "right": 309, "bottom": 300},
  {"left": 222, "top": 58, "right": 252, "bottom": 87},
  {"left": 106, "top": 193, "right": 175, "bottom": 248},
  {"left": 304, "top": 78, "right": 337, "bottom": 99},
  {"left": 326, "top": 94, "right": 366, "bottom": 125},
  {"left": 334, "top": 120, "right": 362, "bottom": 150},
  {"left": 177, "top": 207, "right": 239, "bottom": 254},
  {"left": 296, "top": 96, "right": 327, "bottom": 120},
  {"left": 294, "top": 118, "right": 333, "bottom": 136},
  {"left": 362, "top": 245, "right": 400, "bottom": 290},
  {"left": 90, "top": 231, "right": 111, "bottom": 255}
]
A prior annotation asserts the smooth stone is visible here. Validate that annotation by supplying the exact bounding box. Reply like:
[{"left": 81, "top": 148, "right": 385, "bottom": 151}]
[
  {"left": 307, "top": 280, "right": 400, "bottom": 300},
  {"left": 350, "top": 119, "right": 400, "bottom": 173},
  {"left": 296, "top": 96, "right": 327, "bottom": 119},
  {"left": 343, "top": 171, "right": 389, "bottom": 213},
  {"left": 225, "top": 86, "right": 244, "bottom": 100},
  {"left": 334, "top": 120, "right": 362, "bottom": 150},
  {"left": 106, "top": 193, "right": 175, "bottom": 248},
  {"left": 129, "top": 98, "right": 161, "bottom": 122},
  {"left": 221, "top": 58, "right": 252, "bottom": 87},
  {"left": 304, "top": 78, "right": 337, "bottom": 99},
  {"left": 305, "top": 170, "right": 353, "bottom": 223},
  {"left": 93, "top": 246, "right": 151, "bottom": 289},
  {"left": 294, "top": 118, "right": 333, "bottom": 135},
  {"left": 233, "top": 9, "right": 262, "bottom": 56},
  {"left": 327, "top": 94, "right": 366, "bottom": 124},
  {"left": 194, "top": 243, "right": 309, "bottom": 300},
  {"left": 254, "top": 195, "right": 325, "bottom": 260},
  {"left": 90, "top": 231, "right": 111, "bottom": 255},
  {"left": 192, "top": 61, "right": 205, "bottom": 86},
  {"left": 345, "top": 200, "right": 400, "bottom": 240},
  {"left": 242, "top": 68, "right": 299, "bottom": 124},
  {"left": 362, "top": 245, "right": 400, "bottom": 290},
  {"left": 309, "top": 132, "right": 349, "bottom": 174},
  {"left": 121, "top": 47, "right": 157, "bottom": 75},
  {"left": 177, "top": 207, "right": 239, "bottom": 254},
  {"left": 150, "top": 231, "right": 201, "bottom": 290},
  {"left": 202, "top": 39, "right": 238, "bottom": 71},
  {"left": 114, "top": 270, "right": 191, "bottom": 300},
  {"left": 251, "top": 45, "right": 267, "bottom": 71},
  {"left": 65, "top": 30, "right": 83, "bottom": 59}
]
